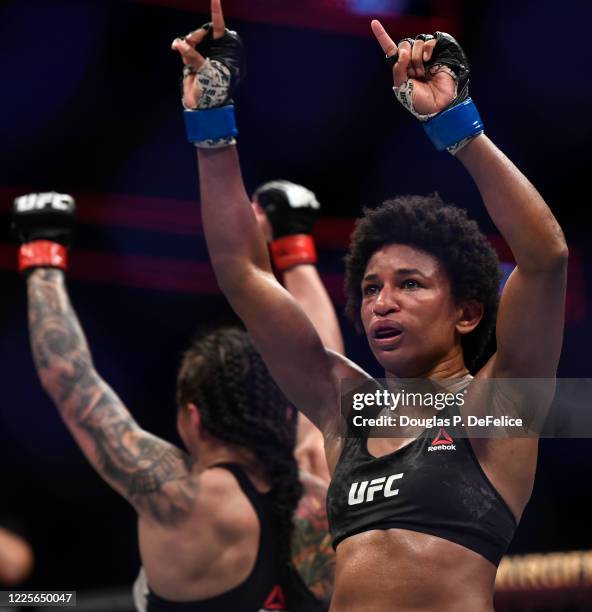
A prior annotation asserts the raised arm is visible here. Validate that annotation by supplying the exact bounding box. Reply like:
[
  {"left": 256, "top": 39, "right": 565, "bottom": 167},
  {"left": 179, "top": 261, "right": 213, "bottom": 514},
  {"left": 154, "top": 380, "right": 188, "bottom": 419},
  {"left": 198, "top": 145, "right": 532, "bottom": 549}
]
[
  {"left": 370, "top": 24, "right": 567, "bottom": 379},
  {"left": 172, "top": 0, "right": 345, "bottom": 432},
  {"left": 252, "top": 180, "right": 344, "bottom": 355},
  {"left": 456, "top": 138, "right": 567, "bottom": 377},
  {"left": 253, "top": 180, "right": 342, "bottom": 481},
  {"left": 14, "top": 193, "right": 196, "bottom": 526}
]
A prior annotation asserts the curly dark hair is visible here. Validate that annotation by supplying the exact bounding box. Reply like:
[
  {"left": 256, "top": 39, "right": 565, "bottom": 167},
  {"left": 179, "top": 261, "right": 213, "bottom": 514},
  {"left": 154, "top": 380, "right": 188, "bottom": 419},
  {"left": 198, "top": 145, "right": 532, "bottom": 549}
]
[
  {"left": 176, "top": 327, "right": 302, "bottom": 573},
  {"left": 344, "top": 194, "right": 501, "bottom": 371}
]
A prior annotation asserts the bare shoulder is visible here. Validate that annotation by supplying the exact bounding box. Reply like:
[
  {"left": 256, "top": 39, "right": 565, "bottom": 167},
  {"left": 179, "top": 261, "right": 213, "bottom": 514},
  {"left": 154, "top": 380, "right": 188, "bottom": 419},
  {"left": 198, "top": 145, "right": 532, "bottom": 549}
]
[{"left": 199, "top": 468, "right": 260, "bottom": 535}]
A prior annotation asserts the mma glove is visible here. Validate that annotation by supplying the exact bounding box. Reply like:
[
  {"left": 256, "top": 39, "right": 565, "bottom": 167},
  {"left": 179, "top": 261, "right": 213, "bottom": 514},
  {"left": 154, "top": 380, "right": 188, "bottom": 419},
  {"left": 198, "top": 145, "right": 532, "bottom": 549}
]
[
  {"left": 12, "top": 192, "right": 75, "bottom": 272},
  {"left": 254, "top": 181, "right": 320, "bottom": 272},
  {"left": 182, "top": 23, "right": 244, "bottom": 148},
  {"left": 390, "top": 32, "right": 483, "bottom": 154}
]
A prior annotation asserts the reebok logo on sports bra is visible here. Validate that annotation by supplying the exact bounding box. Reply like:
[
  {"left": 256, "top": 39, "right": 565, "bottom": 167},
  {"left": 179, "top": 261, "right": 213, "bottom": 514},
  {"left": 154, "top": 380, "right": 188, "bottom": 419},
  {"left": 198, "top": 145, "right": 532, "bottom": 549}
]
[
  {"left": 348, "top": 473, "right": 404, "bottom": 505},
  {"left": 259, "top": 584, "right": 287, "bottom": 611},
  {"left": 427, "top": 428, "right": 456, "bottom": 451}
]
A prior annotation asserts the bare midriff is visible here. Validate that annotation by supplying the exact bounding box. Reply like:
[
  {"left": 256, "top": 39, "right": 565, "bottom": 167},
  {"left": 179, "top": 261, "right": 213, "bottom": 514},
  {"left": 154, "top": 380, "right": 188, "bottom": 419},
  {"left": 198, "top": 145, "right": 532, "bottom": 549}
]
[{"left": 330, "top": 528, "right": 496, "bottom": 612}]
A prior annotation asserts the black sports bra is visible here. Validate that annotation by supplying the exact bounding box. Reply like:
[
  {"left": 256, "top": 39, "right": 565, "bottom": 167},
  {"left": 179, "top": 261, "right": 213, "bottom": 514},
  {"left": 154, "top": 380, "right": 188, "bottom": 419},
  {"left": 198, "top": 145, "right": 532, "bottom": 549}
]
[{"left": 327, "top": 378, "right": 517, "bottom": 566}]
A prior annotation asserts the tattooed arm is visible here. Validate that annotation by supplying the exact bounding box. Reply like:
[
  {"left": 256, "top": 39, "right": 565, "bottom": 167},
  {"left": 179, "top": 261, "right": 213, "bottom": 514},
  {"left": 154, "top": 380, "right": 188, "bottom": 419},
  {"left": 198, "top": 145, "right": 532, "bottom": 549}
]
[
  {"left": 26, "top": 268, "right": 197, "bottom": 525},
  {"left": 292, "top": 471, "right": 334, "bottom": 604}
]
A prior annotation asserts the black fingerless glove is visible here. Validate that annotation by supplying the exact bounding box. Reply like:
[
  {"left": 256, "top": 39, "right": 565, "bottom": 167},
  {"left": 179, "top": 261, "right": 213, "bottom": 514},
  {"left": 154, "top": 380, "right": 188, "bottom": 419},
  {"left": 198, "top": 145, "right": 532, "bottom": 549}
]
[{"left": 12, "top": 192, "right": 75, "bottom": 272}]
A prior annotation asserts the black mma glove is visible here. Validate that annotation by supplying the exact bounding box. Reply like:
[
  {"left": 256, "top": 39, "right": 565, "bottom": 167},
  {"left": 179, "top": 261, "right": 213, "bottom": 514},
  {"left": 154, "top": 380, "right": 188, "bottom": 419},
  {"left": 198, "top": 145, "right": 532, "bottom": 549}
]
[
  {"left": 254, "top": 180, "right": 320, "bottom": 238},
  {"left": 192, "top": 22, "right": 244, "bottom": 108},
  {"left": 254, "top": 181, "right": 320, "bottom": 272},
  {"left": 12, "top": 192, "right": 75, "bottom": 272},
  {"left": 176, "top": 18, "right": 245, "bottom": 148},
  {"left": 389, "top": 32, "right": 482, "bottom": 153}
]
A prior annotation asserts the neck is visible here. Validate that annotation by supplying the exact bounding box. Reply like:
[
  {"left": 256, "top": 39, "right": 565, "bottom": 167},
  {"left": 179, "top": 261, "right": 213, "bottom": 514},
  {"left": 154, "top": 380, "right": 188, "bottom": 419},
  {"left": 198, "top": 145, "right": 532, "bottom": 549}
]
[
  {"left": 194, "top": 443, "right": 259, "bottom": 473},
  {"left": 386, "top": 346, "right": 470, "bottom": 380}
]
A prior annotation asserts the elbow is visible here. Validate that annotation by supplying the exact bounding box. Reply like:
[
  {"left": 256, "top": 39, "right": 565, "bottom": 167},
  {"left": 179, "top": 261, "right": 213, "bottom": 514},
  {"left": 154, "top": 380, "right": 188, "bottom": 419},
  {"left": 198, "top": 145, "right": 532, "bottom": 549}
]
[
  {"left": 520, "top": 238, "right": 569, "bottom": 274},
  {"left": 548, "top": 224, "right": 570, "bottom": 267},
  {"left": 0, "top": 535, "right": 34, "bottom": 586},
  {"left": 210, "top": 254, "right": 265, "bottom": 298},
  {"left": 37, "top": 363, "right": 98, "bottom": 406},
  {"left": 545, "top": 241, "right": 569, "bottom": 271},
  {"left": 37, "top": 370, "right": 59, "bottom": 398}
]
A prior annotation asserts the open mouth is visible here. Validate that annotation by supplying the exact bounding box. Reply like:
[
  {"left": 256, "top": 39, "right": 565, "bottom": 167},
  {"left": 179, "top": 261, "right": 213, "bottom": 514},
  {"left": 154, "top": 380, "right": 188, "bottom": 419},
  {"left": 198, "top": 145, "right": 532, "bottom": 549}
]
[
  {"left": 373, "top": 328, "right": 402, "bottom": 340},
  {"left": 371, "top": 323, "right": 404, "bottom": 348}
]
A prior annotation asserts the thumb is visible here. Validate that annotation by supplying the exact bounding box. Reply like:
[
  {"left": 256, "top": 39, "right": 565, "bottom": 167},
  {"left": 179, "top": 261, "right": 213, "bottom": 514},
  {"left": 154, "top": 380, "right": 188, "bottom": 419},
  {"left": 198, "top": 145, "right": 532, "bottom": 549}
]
[{"left": 171, "top": 38, "right": 206, "bottom": 69}]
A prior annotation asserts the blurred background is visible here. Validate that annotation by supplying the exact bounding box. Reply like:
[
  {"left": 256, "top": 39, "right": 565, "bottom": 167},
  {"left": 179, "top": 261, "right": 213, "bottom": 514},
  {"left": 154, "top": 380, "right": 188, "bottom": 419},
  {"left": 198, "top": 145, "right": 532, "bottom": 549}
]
[{"left": 0, "top": 0, "right": 590, "bottom": 609}]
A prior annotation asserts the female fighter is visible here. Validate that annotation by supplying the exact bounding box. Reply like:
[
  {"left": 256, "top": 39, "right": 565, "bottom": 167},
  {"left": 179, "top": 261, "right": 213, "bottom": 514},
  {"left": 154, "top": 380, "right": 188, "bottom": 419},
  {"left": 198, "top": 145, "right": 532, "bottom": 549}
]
[
  {"left": 173, "top": 1, "right": 567, "bottom": 610},
  {"left": 132, "top": 180, "right": 337, "bottom": 610},
  {"left": 13, "top": 190, "right": 335, "bottom": 610}
]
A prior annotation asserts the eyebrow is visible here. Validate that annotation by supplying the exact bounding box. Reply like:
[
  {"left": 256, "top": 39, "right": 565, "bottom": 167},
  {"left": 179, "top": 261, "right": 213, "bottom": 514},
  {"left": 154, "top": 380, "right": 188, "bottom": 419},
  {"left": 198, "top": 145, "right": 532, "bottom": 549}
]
[{"left": 362, "top": 268, "right": 426, "bottom": 282}]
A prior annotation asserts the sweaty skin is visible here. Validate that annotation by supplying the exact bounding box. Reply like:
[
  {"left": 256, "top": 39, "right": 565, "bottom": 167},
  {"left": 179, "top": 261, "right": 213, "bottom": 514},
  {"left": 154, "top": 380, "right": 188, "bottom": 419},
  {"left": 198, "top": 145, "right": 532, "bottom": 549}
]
[{"left": 333, "top": 530, "right": 495, "bottom": 612}]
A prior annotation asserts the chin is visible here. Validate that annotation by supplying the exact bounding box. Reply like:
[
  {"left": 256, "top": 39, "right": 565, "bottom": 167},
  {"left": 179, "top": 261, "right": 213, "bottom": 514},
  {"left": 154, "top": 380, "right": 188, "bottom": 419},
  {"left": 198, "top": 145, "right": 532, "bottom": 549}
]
[
  {"left": 372, "top": 348, "right": 412, "bottom": 377},
  {"left": 375, "top": 344, "right": 441, "bottom": 378}
]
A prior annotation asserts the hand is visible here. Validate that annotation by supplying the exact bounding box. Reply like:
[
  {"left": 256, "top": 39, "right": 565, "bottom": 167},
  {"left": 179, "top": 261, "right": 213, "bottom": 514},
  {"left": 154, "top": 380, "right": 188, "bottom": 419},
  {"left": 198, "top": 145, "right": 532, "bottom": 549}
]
[
  {"left": 12, "top": 192, "right": 75, "bottom": 272},
  {"left": 12, "top": 192, "right": 75, "bottom": 246},
  {"left": 253, "top": 180, "right": 320, "bottom": 240},
  {"left": 172, "top": 0, "right": 227, "bottom": 109},
  {"left": 371, "top": 22, "right": 459, "bottom": 118}
]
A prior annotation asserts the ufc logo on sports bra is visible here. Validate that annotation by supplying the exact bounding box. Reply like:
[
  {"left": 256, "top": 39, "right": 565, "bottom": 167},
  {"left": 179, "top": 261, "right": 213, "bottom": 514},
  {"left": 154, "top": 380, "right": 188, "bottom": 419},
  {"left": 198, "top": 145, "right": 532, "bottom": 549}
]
[{"left": 348, "top": 473, "right": 404, "bottom": 505}]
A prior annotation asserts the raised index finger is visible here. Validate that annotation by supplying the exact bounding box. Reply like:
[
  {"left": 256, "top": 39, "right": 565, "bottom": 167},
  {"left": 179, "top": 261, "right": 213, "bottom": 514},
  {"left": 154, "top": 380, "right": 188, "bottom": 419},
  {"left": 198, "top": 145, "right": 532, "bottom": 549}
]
[
  {"left": 371, "top": 19, "right": 397, "bottom": 57},
  {"left": 211, "top": 0, "right": 226, "bottom": 38}
]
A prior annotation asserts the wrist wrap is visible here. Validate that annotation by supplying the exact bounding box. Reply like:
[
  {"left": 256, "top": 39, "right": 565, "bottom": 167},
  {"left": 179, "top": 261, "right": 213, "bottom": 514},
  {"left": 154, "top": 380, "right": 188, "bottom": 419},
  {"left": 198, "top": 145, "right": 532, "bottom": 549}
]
[
  {"left": 422, "top": 98, "right": 483, "bottom": 152},
  {"left": 19, "top": 241, "right": 67, "bottom": 272},
  {"left": 270, "top": 235, "right": 317, "bottom": 272},
  {"left": 184, "top": 106, "right": 238, "bottom": 145}
]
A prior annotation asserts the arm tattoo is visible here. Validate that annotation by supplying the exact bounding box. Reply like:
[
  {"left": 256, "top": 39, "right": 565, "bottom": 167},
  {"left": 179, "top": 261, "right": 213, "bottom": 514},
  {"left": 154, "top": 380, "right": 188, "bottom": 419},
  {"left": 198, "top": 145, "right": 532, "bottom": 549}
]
[
  {"left": 292, "top": 471, "right": 335, "bottom": 603},
  {"left": 27, "top": 269, "right": 197, "bottom": 525}
]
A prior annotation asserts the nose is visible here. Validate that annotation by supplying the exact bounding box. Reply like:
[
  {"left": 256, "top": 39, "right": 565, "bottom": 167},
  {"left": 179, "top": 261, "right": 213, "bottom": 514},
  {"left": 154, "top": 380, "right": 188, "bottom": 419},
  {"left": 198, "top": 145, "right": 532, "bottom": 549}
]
[{"left": 372, "top": 286, "right": 400, "bottom": 316}]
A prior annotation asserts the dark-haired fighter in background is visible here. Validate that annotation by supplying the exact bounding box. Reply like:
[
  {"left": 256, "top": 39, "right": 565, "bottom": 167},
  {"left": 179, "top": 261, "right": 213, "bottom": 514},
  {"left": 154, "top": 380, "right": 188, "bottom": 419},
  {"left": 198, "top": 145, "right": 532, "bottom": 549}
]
[
  {"left": 174, "top": 1, "right": 567, "bottom": 609},
  {"left": 133, "top": 180, "right": 337, "bottom": 609},
  {"left": 13, "top": 189, "right": 336, "bottom": 611}
]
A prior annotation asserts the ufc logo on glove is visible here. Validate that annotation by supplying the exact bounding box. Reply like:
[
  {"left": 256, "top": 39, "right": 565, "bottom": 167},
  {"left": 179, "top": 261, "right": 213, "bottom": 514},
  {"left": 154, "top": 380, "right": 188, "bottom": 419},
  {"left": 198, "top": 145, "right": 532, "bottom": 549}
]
[{"left": 14, "top": 192, "right": 74, "bottom": 213}]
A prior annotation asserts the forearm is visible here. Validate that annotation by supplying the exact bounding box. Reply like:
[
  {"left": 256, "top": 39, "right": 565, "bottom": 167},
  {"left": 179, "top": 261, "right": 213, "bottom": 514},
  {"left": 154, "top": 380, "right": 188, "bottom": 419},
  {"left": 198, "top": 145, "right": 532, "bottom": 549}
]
[
  {"left": 27, "top": 268, "right": 103, "bottom": 414},
  {"left": 26, "top": 268, "right": 195, "bottom": 522},
  {"left": 456, "top": 135, "right": 568, "bottom": 271},
  {"left": 198, "top": 147, "right": 272, "bottom": 291},
  {"left": 283, "top": 265, "right": 344, "bottom": 354},
  {"left": 293, "top": 471, "right": 334, "bottom": 602}
]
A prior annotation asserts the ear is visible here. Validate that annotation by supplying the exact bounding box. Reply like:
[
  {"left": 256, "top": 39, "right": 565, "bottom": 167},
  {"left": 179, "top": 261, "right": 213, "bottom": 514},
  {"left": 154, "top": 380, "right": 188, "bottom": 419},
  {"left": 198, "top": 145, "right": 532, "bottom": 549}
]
[
  {"left": 455, "top": 299, "right": 484, "bottom": 336},
  {"left": 186, "top": 402, "right": 202, "bottom": 435}
]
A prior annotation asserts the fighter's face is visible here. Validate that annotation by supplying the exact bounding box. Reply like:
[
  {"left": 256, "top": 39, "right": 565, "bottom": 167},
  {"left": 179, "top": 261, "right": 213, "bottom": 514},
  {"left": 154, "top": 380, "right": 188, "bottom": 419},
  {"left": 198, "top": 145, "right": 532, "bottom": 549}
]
[{"left": 360, "top": 244, "right": 463, "bottom": 377}]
